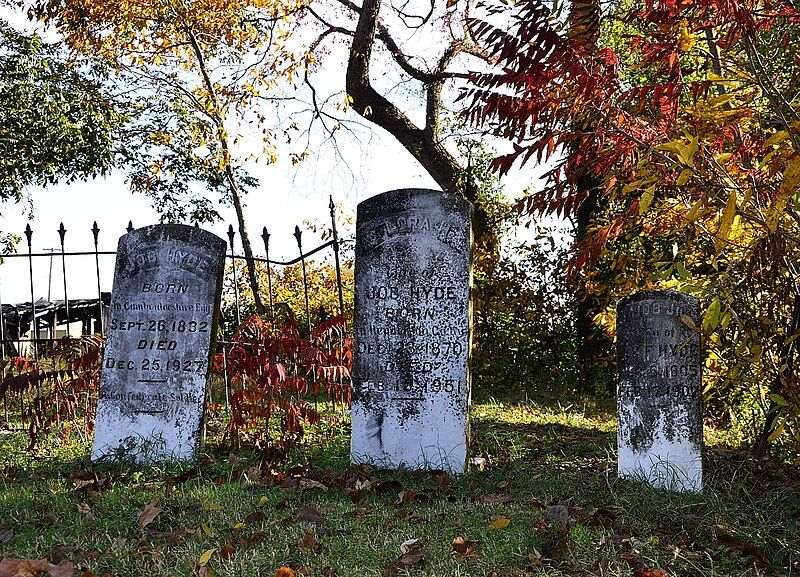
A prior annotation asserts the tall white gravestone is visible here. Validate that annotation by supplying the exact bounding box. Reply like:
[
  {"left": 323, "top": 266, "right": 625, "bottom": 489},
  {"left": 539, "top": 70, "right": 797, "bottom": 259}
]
[
  {"left": 616, "top": 290, "right": 703, "bottom": 492},
  {"left": 351, "top": 189, "right": 473, "bottom": 473},
  {"left": 92, "top": 225, "right": 225, "bottom": 463}
]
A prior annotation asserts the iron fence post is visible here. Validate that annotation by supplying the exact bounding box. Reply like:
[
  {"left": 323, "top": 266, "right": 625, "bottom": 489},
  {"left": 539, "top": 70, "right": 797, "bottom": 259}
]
[
  {"left": 58, "top": 223, "right": 69, "bottom": 327},
  {"left": 294, "top": 226, "right": 312, "bottom": 336},
  {"left": 261, "top": 227, "right": 274, "bottom": 321},
  {"left": 329, "top": 196, "right": 345, "bottom": 320},
  {"left": 92, "top": 222, "right": 103, "bottom": 334},
  {"left": 24, "top": 224, "right": 37, "bottom": 361},
  {"left": 227, "top": 225, "right": 241, "bottom": 327}
]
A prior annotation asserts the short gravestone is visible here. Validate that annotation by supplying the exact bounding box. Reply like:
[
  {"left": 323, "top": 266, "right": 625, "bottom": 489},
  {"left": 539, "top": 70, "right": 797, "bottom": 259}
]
[
  {"left": 616, "top": 290, "right": 703, "bottom": 492},
  {"left": 92, "top": 225, "right": 225, "bottom": 463},
  {"left": 351, "top": 188, "right": 473, "bottom": 473}
]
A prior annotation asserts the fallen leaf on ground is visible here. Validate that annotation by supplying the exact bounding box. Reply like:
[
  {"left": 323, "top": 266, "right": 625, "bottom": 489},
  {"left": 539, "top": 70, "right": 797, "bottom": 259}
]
[
  {"left": 244, "top": 511, "right": 266, "bottom": 525},
  {"left": 288, "top": 506, "right": 325, "bottom": 526},
  {"left": 274, "top": 567, "right": 295, "bottom": 577},
  {"left": 399, "top": 538, "right": 421, "bottom": 554},
  {"left": 450, "top": 536, "right": 481, "bottom": 559},
  {"left": 0, "top": 527, "right": 12, "bottom": 543},
  {"left": 0, "top": 559, "right": 75, "bottom": 577},
  {"left": 376, "top": 480, "right": 402, "bottom": 494},
  {"left": 299, "top": 531, "right": 323, "bottom": 554},
  {"left": 590, "top": 507, "right": 618, "bottom": 529},
  {"left": 197, "top": 548, "right": 216, "bottom": 567},
  {"left": 546, "top": 504, "right": 571, "bottom": 524},
  {"left": 711, "top": 524, "right": 770, "bottom": 567},
  {"left": 475, "top": 493, "right": 514, "bottom": 506},
  {"left": 321, "top": 567, "right": 339, "bottom": 577},
  {"left": 486, "top": 516, "right": 510, "bottom": 530},
  {"left": 220, "top": 543, "right": 236, "bottom": 560},
  {"left": 384, "top": 549, "right": 427, "bottom": 574},
  {"left": 635, "top": 569, "right": 670, "bottom": 577},
  {"left": 47, "top": 561, "right": 75, "bottom": 577},
  {"left": 138, "top": 499, "right": 162, "bottom": 532},
  {"left": 394, "top": 490, "right": 429, "bottom": 505},
  {"left": 528, "top": 497, "right": 545, "bottom": 509},
  {"left": 540, "top": 534, "right": 569, "bottom": 559},
  {"left": 299, "top": 479, "right": 328, "bottom": 492}
]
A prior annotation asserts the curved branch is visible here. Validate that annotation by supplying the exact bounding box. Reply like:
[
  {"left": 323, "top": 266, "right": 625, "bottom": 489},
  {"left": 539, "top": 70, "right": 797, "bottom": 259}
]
[{"left": 346, "top": 0, "right": 462, "bottom": 193}]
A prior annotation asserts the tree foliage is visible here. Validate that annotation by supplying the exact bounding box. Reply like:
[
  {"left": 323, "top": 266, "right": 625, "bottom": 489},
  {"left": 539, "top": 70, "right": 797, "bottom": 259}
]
[
  {"left": 0, "top": 24, "right": 119, "bottom": 203},
  {"left": 30, "top": 0, "right": 310, "bottom": 313},
  {"left": 467, "top": 0, "right": 800, "bottom": 454}
]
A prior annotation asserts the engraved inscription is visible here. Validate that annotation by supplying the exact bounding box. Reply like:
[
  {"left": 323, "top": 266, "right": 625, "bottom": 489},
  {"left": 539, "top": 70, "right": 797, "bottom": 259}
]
[
  {"left": 616, "top": 290, "right": 703, "bottom": 492},
  {"left": 351, "top": 189, "right": 473, "bottom": 474},
  {"left": 92, "top": 225, "right": 225, "bottom": 463}
]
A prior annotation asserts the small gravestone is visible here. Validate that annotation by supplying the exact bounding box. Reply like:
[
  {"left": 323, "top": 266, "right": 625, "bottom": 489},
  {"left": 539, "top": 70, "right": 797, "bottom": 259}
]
[
  {"left": 91, "top": 225, "right": 225, "bottom": 463},
  {"left": 351, "top": 188, "right": 473, "bottom": 473},
  {"left": 616, "top": 290, "right": 703, "bottom": 492}
]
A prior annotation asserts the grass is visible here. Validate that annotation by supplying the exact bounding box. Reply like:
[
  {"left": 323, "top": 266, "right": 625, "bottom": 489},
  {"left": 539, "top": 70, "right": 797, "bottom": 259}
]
[{"left": 1, "top": 401, "right": 798, "bottom": 577}]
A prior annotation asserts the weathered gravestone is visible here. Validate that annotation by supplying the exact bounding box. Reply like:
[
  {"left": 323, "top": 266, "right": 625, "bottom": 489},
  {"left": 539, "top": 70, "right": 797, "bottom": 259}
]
[
  {"left": 91, "top": 225, "right": 225, "bottom": 463},
  {"left": 616, "top": 290, "right": 703, "bottom": 492},
  {"left": 351, "top": 189, "right": 473, "bottom": 473}
]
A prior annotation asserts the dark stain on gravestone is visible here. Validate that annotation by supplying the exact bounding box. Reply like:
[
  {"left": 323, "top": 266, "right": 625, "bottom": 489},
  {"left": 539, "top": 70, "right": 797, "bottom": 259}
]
[
  {"left": 616, "top": 290, "right": 702, "bottom": 453},
  {"left": 351, "top": 189, "right": 473, "bottom": 472}
]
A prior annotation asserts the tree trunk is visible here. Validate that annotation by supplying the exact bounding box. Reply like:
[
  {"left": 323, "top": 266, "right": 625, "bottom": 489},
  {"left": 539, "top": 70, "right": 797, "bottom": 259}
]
[
  {"left": 186, "top": 27, "right": 265, "bottom": 317},
  {"left": 345, "top": 0, "right": 491, "bottom": 243},
  {"left": 569, "top": 0, "right": 603, "bottom": 393}
]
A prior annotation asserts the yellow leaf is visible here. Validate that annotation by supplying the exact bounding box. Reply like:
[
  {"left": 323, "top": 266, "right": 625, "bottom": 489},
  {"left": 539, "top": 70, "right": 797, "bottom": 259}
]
[
  {"left": 705, "top": 93, "right": 735, "bottom": 108},
  {"left": 715, "top": 189, "right": 737, "bottom": 251},
  {"left": 765, "top": 130, "right": 789, "bottom": 147},
  {"left": 639, "top": 185, "right": 656, "bottom": 215},
  {"left": 201, "top": 522, "right": 214, "bottom": 537},
  {"left": 232, "top": 522, "right": 246, "bottom": 530},
  {"left": 686, "top": 198, "right": 704, "bottom": 221},
  {"left": 767, "top": 421, "right": 785, "bottom": 442},
  {"left": 677, "top": 20, "right": 696, "bottom": 52},
  {"left": 198, "top": 548, "right": 216, "bottom": 566},
  {"left": 257, "top": 496, "right": 269, "bottom": 507},
  {"left": 487, "top": 516, "right": 510, "bottom": 530},
  {"left": 781, "top": 156, "right": 800, "bottom": 196}
]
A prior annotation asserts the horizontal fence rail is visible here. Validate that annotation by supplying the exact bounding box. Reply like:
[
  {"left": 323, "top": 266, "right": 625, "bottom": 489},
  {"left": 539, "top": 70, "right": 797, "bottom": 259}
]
[
  {"left": 0, "top": 197, "right": 349, "bottom": 423},
  {"left": 0, "top": 196, "right": 347, "bottom": 360}
]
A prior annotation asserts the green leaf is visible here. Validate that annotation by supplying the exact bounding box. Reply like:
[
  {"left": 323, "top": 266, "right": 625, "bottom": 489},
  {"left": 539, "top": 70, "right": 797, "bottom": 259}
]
[
  {"left": 704, "top": 297, "right": 721, "bottom": 332},
  {"left": 676, "top": 168, "right": 693, "bottom": 186},
  {"left": 769, "top": 393, "right": 788, "bottom": 407}
]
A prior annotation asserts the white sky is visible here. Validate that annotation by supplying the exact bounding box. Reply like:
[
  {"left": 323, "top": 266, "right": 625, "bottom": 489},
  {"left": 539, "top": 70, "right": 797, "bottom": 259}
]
[{"left": 0, "top": 4, "right": 552, "bottom": 305}]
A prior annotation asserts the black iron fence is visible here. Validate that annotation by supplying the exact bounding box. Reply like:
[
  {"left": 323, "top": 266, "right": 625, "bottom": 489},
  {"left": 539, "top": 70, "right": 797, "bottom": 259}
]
[{"left": 0, "top": 196, "right": 348, "bottom": 360}]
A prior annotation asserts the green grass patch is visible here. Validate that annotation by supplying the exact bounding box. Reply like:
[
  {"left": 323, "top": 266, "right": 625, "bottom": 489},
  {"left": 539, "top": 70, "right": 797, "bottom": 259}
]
[{"left": 1, "top": 402, "right": 798, "bottom": 576}]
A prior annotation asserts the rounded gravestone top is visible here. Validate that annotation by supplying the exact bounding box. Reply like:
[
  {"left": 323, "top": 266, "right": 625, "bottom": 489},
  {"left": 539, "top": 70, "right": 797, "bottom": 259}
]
[
  {"left": 357, "top": 189, "right": 473, "bottom": 221},
  {"left": 123, "top": 224, "right": 226, "bottom": 251},
  {"left": 617, "top": 290, "right": 699, "bottom": 310}
]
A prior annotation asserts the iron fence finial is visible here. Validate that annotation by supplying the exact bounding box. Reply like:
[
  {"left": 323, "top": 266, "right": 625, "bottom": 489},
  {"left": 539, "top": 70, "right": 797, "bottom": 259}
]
[
  {"left": 126, "top": 221, "right": 134, "bottom": 233},
  {"left": 24, "top": 224, "right": 32, "bottom": 247},
  {"left": 58, "top": 222, "right": 66, "bottom": 245},
  {"left": 91, "top": 222, "right": 100, "bottom": 246},
  {"left": 293, "top": 225, "right": 302, "bottom": 249}
]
